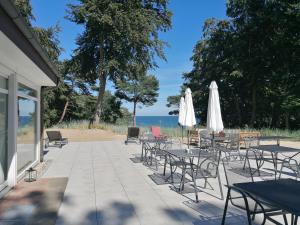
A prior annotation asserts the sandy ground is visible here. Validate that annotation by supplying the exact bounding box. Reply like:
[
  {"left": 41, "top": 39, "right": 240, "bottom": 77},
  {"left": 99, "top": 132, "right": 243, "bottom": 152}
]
[{"left": 45, "top": 128, "right": 126, "bottom": 142}]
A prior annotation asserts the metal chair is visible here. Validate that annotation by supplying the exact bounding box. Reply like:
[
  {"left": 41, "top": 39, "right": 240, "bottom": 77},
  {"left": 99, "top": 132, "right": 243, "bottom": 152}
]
[
  {"left": 163, "top": 138, "right": 188, "bottom": 183},
  {"left": 279, "top": 158, "right": 300, "bottom": 180},
  {"left": 221, "top": 132, "right": 242, "bottom": 161},
  {"left": 45, "top": 131, "right": 68, "bottom": 148},
  {"left": 222, "top": 159, "right": 288, "bottom": 225},
  {"left": 186, "top": 148, "right": 224, "bottom": 199}
]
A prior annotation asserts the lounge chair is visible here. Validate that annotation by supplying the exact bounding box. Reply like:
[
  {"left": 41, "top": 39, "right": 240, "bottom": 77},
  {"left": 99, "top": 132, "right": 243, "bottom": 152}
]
[
  {"left": 45, "top": 131, "right": 68, "bottom": 148},
  {"left": 151, "top": 126, "right": 167, "bottom": 140},
  {"left": 125, "top": 127, "right": 140, "bottom": 144}
]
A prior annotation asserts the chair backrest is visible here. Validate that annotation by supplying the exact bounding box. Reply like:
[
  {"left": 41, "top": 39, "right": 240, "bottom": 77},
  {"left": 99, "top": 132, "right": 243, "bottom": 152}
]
[
  {"left": 151, "top": 126, "right": 161, "bottom": 138},
  {"left": 46, "top": 131, "right": 62, "bottom": 142},
  {"left": 195, "top": 148, "right": 221, "bottom": 178},
  {"left": 227, "top": 132, "right": 240, "bottom": 150},
  {"left": 127, "top": 127, "right": 140, "bottom": 138},
  {"left": 222, "top": 159, "right": 254, "bottom": 188}
]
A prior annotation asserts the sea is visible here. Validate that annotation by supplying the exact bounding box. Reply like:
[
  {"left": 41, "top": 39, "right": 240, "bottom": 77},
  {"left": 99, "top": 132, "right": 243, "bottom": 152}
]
[{"left": 136, "top": 116, "right": 179, "bottom": 128}]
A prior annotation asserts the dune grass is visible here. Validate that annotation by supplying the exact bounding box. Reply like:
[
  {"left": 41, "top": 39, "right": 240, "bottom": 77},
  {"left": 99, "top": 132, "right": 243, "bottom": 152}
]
[{"left": 51, "top": 120, "right": 300, "bottom": 140}]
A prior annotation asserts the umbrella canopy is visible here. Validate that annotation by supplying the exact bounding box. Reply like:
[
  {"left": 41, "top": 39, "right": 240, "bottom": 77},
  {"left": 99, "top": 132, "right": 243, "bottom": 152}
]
[
  {"left": 183, "top": 88, "right": 196, "bottom": 127},
  {"left": 207, "top": 81, "right": 224, "bottom": 132},
  {"left": 178, "top": 97, "right": 186, "bottom": 126}
]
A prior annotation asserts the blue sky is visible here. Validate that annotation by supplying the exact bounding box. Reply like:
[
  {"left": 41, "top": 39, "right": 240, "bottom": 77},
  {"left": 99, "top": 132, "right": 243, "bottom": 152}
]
[{"left": 31, "top": 0, "right": 227, "bottom": 116}]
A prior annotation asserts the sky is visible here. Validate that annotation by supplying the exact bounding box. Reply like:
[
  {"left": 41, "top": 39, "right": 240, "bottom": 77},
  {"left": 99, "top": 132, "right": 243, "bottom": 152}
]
[{"left": 31, "top": 0, "right": 227, "bottom": 116}]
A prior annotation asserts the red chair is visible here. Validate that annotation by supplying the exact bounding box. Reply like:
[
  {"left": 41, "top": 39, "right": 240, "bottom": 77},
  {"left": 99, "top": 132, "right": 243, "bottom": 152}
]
[{"left": 151, "top": 126, "right": 167, "bottom": 139}]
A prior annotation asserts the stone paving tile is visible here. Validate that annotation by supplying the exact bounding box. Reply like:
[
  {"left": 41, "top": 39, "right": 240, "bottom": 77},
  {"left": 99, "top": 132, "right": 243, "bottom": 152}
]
[{"left": 41, "top": 140, "right": 300, "bottom": 225}]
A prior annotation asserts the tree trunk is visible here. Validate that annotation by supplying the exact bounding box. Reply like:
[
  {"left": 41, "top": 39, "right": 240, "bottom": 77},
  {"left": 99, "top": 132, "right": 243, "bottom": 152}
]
[
  {"left": 58, "top": 100, "right": 69, "bottom": 123},
  {"left": 234, "top": 95, "right": 242, "bottom": 127},
  {"left": 250, "top": 84, "right": 257, "bottom": 127},
  {"left": 285, "top": 112, "right": 289, "bottom": 130},
  {"left": 89, "top": 45, "right": 106, "bottom": 128},
  {"left": 133, "top": 101, "right": 137, "bottom": 127}
]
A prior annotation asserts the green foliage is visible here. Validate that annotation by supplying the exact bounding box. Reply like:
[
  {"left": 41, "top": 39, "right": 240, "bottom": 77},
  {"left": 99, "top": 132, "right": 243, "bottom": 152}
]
[
  {"left": 115, "top": 73, "right": 159, "bottom": 107},
  {"left": 15, "top": 0, "right": 130, "bottom": 128},
  {"left": 115, "top": 68, "right": 159, "bottom": 125},
  {"left": 14, "top": 0, "right": 35, "bottom": 25},
  {"left": 67, "top": 0, "right": 172, "bottom": 122},
  {"left": 166, "top": 95, "right": 181, "bottom": 115},
  {"left": 170, "top": 0, "right": 300, "bottom": 129}
]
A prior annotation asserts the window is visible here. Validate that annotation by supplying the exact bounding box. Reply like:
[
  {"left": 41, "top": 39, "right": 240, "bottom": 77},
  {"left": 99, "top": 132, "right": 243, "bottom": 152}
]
[
  {"left": 17, "top": 83, "right": 37, "bottom": 173},
  {"left": 18, "top": 83, "right": 37, "bottom": 98}
]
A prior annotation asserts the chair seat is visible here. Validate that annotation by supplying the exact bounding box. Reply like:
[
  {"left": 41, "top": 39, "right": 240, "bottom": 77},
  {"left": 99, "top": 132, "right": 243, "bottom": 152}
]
[
  {"left": 169, "top": 160, "right": 187, "bottom": 167},
  {"left": 186, "top": 168, "right": 215, "bottom": 178}
]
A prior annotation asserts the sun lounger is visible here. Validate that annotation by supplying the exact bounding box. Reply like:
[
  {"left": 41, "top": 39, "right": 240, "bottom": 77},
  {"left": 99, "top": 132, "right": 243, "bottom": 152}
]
[
  {"left": 125, "top": 127, "right": 140, "bottom": 144},
  {"left": 45, "top": 131, "right": 68, "bottom": 148}
]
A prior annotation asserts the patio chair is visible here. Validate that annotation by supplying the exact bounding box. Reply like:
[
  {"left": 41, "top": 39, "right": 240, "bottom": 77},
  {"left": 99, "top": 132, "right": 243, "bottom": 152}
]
[
  {"left": 186, "top": 148, "right": 224, "bottom": 199},
  {"left": 189, "top": 129, "right": 200, "bottom": 146},
  {"left": 45, "top": 131, "right": 68, "bottom": 148},
  {"left": 222, "top": 159, "right": 288, "bottom": 225},
  {"left": 163, "top": 138, "right": 188, "bottom": 182},
  {"left": 143, "top": 134, "right": 171, "bottom": 170},
  {"left": 221, "top": 132, "right": 242, "bottom": 160},
  {"left": 199, "top": 130, "right": 211, "bottom": 149},
  {"left": 151, "top": 126, "right": 167, "bottom": 140},
  {"left": 125, "top": 127, "right": 140, "bottom": 144},
  {"left": 279, "top": 158, "right": 300, "bottom": 180}
]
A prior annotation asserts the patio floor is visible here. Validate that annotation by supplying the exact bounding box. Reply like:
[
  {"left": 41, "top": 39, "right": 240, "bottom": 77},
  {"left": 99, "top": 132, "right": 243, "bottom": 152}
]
[{"left": 38, "top": 141, "right": 298, "bottom": 225}]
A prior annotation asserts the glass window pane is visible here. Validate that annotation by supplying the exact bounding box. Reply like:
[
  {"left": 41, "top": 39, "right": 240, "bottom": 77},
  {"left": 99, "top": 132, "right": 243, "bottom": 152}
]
[
  {"left": 18, "top": 83, "right": 37, "bottom": 97},
  {"left": 0, "top": 76, "right": 7, "bottom": 90},
  {"left": 0, "top": 93, "right": 8, "bottom": 183},
  {"left": 17, "top": 97, "right": 36, "bottom": 173}
]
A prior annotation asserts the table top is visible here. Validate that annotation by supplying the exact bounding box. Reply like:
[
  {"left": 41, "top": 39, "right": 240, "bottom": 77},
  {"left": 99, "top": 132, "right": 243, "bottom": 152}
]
[
  {"left": 259, "top": 136, "right": 289, "bottom": 140},
  {"left": 234, "top": 179, "right": 300, "bottom": 216},
  {"left": 250, "top": 145, "right": 300, "bottom": 153},
  {"left": 163, "top": 148, "right": 216, "bottom": 159},
  {"left": 201, "top": 136, "right": 226, "bottom": 141},
  {"left": 139, "top": 138, "right": 171, "bottom": 144},
  {"left": 163, "top": 148, "right": 203, "bottom": 158}
]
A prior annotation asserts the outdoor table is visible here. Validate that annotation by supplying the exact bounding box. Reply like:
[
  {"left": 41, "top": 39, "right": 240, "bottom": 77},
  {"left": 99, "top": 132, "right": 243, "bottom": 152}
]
[
  {"left": 163, "top": 148, "right": 205, "bottom": 202},
  {"left": 249, "top": 145, "right": 300, "bottom": 179},
  {"left": 139, "top": 138, "right": 171, "bottom": 162},
  {"left": 259, "top": 136, "right": 290, "bottom": 146},
  {"left": 222, "top": 179, "right": 300, "bottom": 225}
]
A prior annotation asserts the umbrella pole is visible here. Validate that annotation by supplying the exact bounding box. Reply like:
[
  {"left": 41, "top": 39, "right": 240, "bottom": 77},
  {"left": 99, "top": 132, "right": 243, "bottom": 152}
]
[
  {"left": 181, "top": 126, "right": 183, "bottom": 142},
  {"left": 188, "top": 129, "right": 190, "bottom": 149}
]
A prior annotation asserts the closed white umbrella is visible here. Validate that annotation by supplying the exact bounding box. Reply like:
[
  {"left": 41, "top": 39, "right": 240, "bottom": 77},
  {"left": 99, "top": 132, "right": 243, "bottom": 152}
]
[
  {"left": 183, "top": 88, "right": 196, "bottom": 148},
  {"left": 184, "top": 88, "right": 196, "bottom": 127},
  {"left": 178, "top": 97, "right": 186, "bottom": 126},
  {"left": 207, "top": 81, "right": 223, "bottom": 133},
  {"left": 178, "top": 97, "right": 186, "bottom": 141}
]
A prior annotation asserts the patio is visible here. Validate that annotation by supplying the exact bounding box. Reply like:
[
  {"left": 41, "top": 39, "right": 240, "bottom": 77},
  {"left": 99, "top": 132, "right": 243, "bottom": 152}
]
[
  {"left": 41, "top": 140, "right": 297, "bottom": 225},
  {"left": 1, "top": 140, "right": 299, "bottom": 225}
]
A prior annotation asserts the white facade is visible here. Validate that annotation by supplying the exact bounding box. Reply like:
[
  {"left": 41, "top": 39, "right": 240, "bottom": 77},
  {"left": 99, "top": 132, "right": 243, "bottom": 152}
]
[{"left": 0, "top": 30, "right": 56, "bottom": 193}]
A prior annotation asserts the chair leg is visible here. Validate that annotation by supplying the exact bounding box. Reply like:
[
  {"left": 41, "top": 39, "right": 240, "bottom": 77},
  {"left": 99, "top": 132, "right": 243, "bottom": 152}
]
[
  {"left": 217, "top": 172, "right": 224, "bottom": 200},
  {"left": 163, "top": 155, "right": 167, "bottom": 176},
  {"left": 252, "top": 203, "right": 258, "bottom": 220},
  {"left": 170, "top": 164, "right": 174, "bottom": 183},
  {"left": 221, "top": 188, "right": 231, "bottom": 225},
  {"left": 193, "top": 175, "right": 198, "bottom": 203},
  {"left": 279, "top": 163, "right": 284, "bottom": 179}
]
